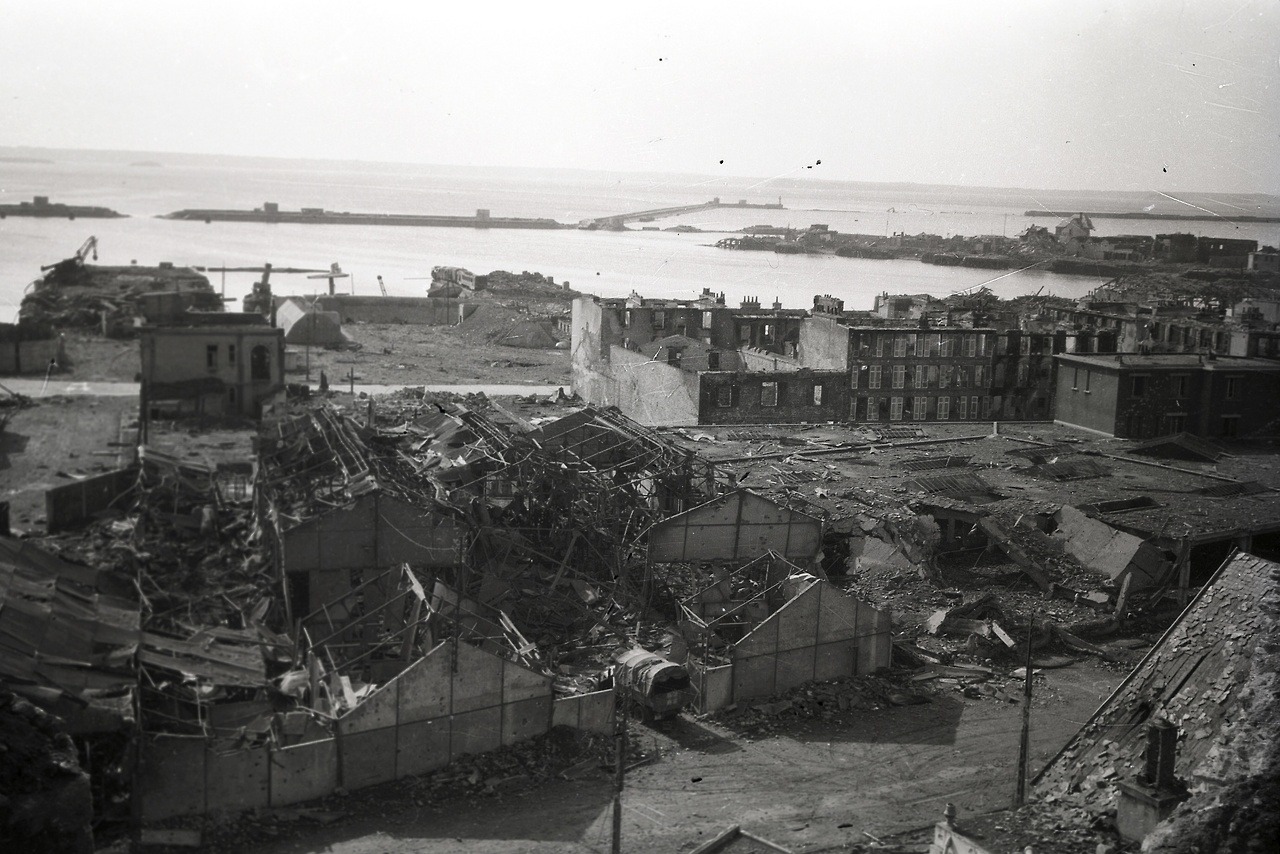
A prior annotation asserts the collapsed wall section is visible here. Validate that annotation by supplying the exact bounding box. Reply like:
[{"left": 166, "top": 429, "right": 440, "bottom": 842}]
[{"left": 135, "top": 639, "right": 603, "bottom": 823}]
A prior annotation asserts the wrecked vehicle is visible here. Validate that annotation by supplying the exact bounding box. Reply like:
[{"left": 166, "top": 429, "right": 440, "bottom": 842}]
[{"left": 613, "top": 648, "right": 696, "bottom": 721}]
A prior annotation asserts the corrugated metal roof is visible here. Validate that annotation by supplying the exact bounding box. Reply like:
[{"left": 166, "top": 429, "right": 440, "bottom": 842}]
[
  {"left": 906, "top": 472, "right": 1002, "bottom": 502},
  {"left": 1197, "top": 480, "right": 1268, "bottom": 498},
  {"left": 901, "top": 455, "right": 972, "bottom": 472},
  {"left": 1128, "top": 432, "right": 1227, "bottom": 463},
  {"left": 0, "top": 537, "right": 139, "bottom": 704}
]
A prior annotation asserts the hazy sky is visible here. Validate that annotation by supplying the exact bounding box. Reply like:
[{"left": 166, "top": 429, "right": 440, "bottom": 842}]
[{"left": 3, "top": 0, "right": 1278, "bottom": 193}]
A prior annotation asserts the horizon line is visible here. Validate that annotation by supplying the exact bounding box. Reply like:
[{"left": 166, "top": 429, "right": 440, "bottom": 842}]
[{"left": 2, "top": 144, "right": 1276, "bottom": 202}]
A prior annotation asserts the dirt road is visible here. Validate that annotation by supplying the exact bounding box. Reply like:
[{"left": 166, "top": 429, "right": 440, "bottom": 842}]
[{"left": 241, "top": 663, "right": 1121, "bottom": 853}]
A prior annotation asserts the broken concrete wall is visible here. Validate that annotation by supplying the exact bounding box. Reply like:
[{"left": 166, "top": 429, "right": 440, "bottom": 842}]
[
  {"left": 284, "top": 492, "right": 463, "bottom": 618},
  {"left": 137, "top": 735, "right": 336, "bottom": 822},
  {"left": 1053, "top": 505, "right": 1168, "bottom": 589},
  {"left": 310, "top": 295, "right": 477, "bottom": 326},
  {"left": 45, "top": 466, "right": 137, "bottom": 533},
  {"left": 730, "top": 580, "right": 891, "bottom": 705},
  {"left": 607, "top": 345, "right": 702, "bottom": 426},
  {"left": 335, "top": 639, "right": 553, "bottom": 787},
  {"left": 690, "top": 580, "right": 891, "bottom": 712},
  {"left": 696, "top": 664, "right": 734, "bottom": 713},
  {"left": 0, "top": 336, "right": 64, "bottom": 374},
  {"left": 647, "top": 490, "right": 823, "bottom": 565},
  {"left": 137, "top": 639, "right": 561, "bottom": 822},
  {"left": 551, "top": 689, "right": 615, "bottom": 735}
]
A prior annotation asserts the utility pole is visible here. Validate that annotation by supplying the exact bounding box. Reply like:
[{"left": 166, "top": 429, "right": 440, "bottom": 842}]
[
  {"left": 611, "top": 675, "right": 628, "bottom": 854},
  {"left": 1014, "top": 618, "right": 1034, "bottom": 806}
]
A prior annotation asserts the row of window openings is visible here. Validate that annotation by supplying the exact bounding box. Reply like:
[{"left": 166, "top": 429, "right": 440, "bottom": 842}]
[
  {"left": 716, "top": 382, "right": 825, "bottom": 407},
  {"left": 624, "top": 309, "right": 777, "bottom": 339},
  {"left": 857, "top": 364, "right": 996, "bottom": 390},
  {"left": 1070, "top": 370, "right": 1241, "bottom": 400},
  {"left": 1126, "top": 413, "right": 1241, "bottom": 438},
  {"left": 207, "top": 343, "right": 273, "bottom": 380},
  {"left": 858, "top": 396, "right": 990, "bottom": 421},
  {"left": 863, "top": 334, "right": 987, "bottom": 358}
]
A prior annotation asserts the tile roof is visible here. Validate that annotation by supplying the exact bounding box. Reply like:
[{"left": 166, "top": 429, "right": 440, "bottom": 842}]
[{"left": 1034, "top": 551, "right": 1280, "bottom": 807}]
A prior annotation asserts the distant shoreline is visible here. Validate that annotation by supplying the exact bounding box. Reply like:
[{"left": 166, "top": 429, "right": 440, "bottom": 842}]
[{"left": 1024, "top": 210, "right": 1280, "bottom": 224}]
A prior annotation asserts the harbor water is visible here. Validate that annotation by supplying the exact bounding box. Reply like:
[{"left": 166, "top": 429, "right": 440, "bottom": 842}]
[{"left": 3, "top": 152, "right": 1278, "bottom": 320}]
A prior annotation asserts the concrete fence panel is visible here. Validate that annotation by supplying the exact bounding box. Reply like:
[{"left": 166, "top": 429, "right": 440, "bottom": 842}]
[
  {"left": 398, "top": 644, "right": 452, "bottom": 722},
  {"left": 339, "top": 727, "right": 398, "bottom": 790},
  {"left": 396, "top": 717, "right": 451, "bottom": 778},
  {"left": 451, "top": 642, "right": 504, "bottom": 714},
  {"left": 271, "top": 739, "right": 338, "bottom": 807},
  {"left": 450, "top": 706, "right": 502, "bottom": 759},
  {"left": 205, "top": 745, "right": 269, "bottom": 814},
  {"left": 813, "top": 642, "right": 858, "bottom": 682},
  {"left": 138, "top": 736, "right": 206, "bottom": 822},
  {"left": 45, "top": 467, "right": 136, "bottom": 533},
  {"left": 502, "top": 695, "right": 553, "bottom": 745},
  {"left": 698, "top": 665, "right": 734, "bottom": 713}
]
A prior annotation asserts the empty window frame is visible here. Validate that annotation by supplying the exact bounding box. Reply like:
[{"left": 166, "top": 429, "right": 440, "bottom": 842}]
[{"left": 761, "top": 382, "right": 779, "bottom": 406}]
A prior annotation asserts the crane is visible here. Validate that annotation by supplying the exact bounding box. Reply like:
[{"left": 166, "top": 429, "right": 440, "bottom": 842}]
[
  {"left": 306, "top": 262, "right": 351, "bottom": 296},
  {"left": 40, "top": 235, "right": 98, "bottom": 273},
  {"left": 377, "top": 275, "right": 388, "bottom": 297}
]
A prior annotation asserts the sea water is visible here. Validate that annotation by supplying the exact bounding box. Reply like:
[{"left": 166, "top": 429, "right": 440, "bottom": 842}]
[{"left": 3, "top": 151, "right": 1278, "bottom": 320}]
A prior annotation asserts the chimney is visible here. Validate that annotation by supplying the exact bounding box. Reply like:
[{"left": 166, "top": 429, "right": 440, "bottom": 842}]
[{"left": 1143, "top": 719, "right": 1178, "bottom": 789}]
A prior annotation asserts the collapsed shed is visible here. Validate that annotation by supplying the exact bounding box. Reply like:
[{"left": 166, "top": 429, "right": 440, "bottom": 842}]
[
  {"left": 646, "top": 489, "right": 823, "bottom": 566},
  {"left": 0, "top": 537, "right": 139, "bottom": 732},
  {"left": 676, "top": 553, "right": 892, "bottom": 712}
]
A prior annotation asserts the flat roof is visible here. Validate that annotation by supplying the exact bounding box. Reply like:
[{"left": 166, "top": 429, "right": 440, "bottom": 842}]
[
  {"left": 1055, "top": 352, "right": 1280, "bottom": 371},
  {"left": 657, "top": 420, "right": 1280, "bottom": 543}
]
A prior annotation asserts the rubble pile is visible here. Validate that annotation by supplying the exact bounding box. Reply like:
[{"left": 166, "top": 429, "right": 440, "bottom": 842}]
[
  {"left": 20, "top": 262, "right": 221, "bottom": 331},
  {"left": 196, "top": 725, "right": 637, "bottom": 850},
  {"left": 0, "top": 683, "right": 95, "bottom": 853}
]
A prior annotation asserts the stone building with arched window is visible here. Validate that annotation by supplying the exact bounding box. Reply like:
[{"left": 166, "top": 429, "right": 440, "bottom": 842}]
[{"left": 139, "top": 313, "right": 285, "bottom": 428}]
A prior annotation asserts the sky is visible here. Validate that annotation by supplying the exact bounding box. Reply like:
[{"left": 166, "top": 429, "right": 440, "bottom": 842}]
[{"left": 2, "top": 0, "right": 1278, "bottom": 194}]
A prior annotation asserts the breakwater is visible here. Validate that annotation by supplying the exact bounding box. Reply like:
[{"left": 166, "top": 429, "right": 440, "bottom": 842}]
[
  {"left": 161, "top": 204, "right": 566, "bottom": 229},
  {"left": 0, "top": 196, "right": 125, "bottom": 219}
]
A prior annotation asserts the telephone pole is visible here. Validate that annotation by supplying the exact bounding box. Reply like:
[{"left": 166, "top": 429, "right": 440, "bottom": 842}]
[
  {"left": 1014, "top": 618, "right": 1034, "bottom": 806},
  {"left": 611, "top": 676, "right": 628, "bottom": 853}
]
